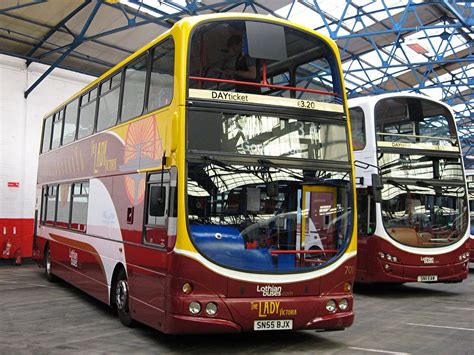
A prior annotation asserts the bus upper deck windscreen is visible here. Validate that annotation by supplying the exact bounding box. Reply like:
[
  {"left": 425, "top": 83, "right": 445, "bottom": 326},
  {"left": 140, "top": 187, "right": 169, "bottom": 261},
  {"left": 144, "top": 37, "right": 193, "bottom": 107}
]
[
  {"left": 375, "top": 97, "right": 458, "bottom": 150},
  {"left": 188, "top": 19, "right": 342, "bottom": 104}
]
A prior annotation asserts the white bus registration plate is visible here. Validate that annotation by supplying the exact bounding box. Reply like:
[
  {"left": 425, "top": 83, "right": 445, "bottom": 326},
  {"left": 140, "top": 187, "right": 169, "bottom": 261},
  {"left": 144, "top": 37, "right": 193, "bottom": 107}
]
[
  {"left": 417, "top": 275, "right": 438, "bottom": 282},
  {"left": 254, "top": 319, "right": 293, "bottom": 331}
]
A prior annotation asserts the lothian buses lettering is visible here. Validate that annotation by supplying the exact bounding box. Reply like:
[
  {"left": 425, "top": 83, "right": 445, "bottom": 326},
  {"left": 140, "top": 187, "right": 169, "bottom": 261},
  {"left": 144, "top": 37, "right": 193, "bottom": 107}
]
[
  {"left": 211, "top": 91, "right": 249, "bottom": 102},
  {"left": 251, "top": 301, "right": 297, "bottom": 318},
  {"left": 91, "top": 140, "right": 117, "bottom": 174},
  {"left": 257, "top": 285, "right": 282, "bottom": 297},
  {"left": 420, "top": 256, "right": 435, "bottom": 264},
  {"left": 69, "top": 249, "right": 78, "bottom": 267}
]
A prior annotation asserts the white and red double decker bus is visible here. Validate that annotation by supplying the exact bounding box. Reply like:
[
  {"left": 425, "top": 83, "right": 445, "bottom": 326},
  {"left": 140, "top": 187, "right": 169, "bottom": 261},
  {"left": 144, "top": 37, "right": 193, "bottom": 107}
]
[
  {"left": 350, "top": 93, "right": 470, "bottom": 284},
  {"left": 466, "top": 174, "right": 474, "bottom": 262},
  {"left": 33, "top": 14, "right": 357, "bottom": 333}
]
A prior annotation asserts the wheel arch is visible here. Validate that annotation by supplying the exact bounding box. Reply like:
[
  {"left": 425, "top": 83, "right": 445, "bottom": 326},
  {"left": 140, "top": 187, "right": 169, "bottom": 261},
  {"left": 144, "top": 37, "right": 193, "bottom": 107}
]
[{"left": 110, "top": 262, "right": 127, "bottom": 307}]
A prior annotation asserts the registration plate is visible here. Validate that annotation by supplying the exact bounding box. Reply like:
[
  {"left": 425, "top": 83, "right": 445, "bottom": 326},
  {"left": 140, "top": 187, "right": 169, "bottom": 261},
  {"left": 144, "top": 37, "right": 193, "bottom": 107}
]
[
  {"left": 417, "top": 275, "right": 438, "bottom": 282},
  {"left": 254, "top": 319, "right": 293, "bottom": 331}
]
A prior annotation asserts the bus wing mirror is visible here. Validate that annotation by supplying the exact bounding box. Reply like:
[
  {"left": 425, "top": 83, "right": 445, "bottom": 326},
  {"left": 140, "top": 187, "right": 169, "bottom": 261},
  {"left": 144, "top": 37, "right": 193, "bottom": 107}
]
[{"left": 371, "top": 173, "right": 383, "bottom": 203}]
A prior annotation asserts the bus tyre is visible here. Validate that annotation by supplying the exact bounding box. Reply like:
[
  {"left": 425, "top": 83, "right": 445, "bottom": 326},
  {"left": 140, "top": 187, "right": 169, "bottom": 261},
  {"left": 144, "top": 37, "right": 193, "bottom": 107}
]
[
  {"left": 115, "top": 269, "right": 135, "bottom": 327},
  {"left": 44, "top": 245, "right": 57, "bottom": 282}
]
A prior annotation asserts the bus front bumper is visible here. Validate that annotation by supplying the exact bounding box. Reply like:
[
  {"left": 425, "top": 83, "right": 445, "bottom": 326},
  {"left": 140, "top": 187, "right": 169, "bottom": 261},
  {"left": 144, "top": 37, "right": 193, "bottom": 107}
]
[
  {"left": 163, "top": 310, "right": 354, "bottom": 334},
  {"left": 372, "top": 258, "right": 469, "bottom": 283}
]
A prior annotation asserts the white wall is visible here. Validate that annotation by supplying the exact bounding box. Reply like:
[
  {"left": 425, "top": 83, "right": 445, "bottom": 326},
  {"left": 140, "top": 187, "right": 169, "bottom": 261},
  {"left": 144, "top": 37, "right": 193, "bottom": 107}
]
[{"left": 0, "top": 55, "right": 96, "bottom": 219}]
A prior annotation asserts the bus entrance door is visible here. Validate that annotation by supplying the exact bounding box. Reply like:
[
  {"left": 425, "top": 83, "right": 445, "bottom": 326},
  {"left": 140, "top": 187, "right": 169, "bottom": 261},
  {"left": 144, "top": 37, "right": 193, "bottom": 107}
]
[
  {"left": 129, "top": 172, "right": 171, "bottom": 329},
  {"left": 301, "top": 186, "right": 338, "bottom": 264}
]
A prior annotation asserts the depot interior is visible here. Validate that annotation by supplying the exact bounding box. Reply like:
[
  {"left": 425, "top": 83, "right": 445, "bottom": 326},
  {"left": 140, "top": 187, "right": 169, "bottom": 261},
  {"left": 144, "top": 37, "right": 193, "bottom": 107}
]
[{"left": 0, "top": 0, "right": 473, "bottom": 344}]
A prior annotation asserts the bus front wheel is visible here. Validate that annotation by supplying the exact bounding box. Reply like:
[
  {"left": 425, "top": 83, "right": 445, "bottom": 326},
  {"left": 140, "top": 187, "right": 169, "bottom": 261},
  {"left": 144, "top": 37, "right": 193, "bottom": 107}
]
[
  {"left": 115, "top": 269, "right": 135, "bottom": 327},
  {"left": 44, "top": 244, "right": 57, "bottom": 282}
]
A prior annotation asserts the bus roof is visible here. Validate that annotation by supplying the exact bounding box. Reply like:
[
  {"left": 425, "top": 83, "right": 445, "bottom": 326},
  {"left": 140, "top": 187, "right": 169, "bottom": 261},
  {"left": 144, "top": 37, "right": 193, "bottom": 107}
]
[{"left": 348, "top": 92, "right": 453, "bottom": 112}]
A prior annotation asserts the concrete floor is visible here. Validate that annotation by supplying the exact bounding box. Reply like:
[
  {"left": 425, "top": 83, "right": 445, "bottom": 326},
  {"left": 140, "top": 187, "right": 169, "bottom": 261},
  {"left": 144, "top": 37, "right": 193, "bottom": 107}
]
[{"left": 1, "top": 263, "right": 473, "bottom": 354}]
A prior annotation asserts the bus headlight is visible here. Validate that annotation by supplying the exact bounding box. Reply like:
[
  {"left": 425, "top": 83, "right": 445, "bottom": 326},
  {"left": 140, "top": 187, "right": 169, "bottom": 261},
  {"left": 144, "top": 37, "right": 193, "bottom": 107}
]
[
  {"left": 205, "top": 302, "right": 218, "bottom": 316},
  {"left": 326, "top": 300, "right": 337, "bottom": 313},
  {"left": 339, "top": 298, "right": 349, "bottom": 311},
  {"left": 189, "top": 301, "right": 201, "bottom": 315}
]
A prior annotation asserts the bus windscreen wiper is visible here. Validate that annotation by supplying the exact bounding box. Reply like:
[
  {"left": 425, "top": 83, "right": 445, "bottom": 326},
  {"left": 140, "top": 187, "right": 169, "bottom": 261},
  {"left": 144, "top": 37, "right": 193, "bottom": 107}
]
[
  {"left": 200, "top": 155, "right": 241, "bottom": 172},
  {"left": 385, "top": 179, "right": 408, "bottom": 191}
]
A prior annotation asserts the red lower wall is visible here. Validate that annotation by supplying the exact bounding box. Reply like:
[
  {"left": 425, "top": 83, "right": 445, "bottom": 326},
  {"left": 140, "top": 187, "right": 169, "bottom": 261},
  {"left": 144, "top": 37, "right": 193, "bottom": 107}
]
[{"left": 0, "top": 218, "right": 34, "bottom": 260}]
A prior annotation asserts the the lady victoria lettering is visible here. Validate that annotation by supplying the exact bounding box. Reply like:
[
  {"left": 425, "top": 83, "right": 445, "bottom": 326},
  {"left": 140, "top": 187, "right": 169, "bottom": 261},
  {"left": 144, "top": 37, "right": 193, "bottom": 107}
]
[{"left": 211, "top": 91, "right": 249, "bottom": 102}]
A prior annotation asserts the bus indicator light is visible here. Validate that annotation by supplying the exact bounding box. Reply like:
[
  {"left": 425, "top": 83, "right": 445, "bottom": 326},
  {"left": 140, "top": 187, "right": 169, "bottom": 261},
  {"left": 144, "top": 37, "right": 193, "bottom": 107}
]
[
  {"left": 343, "top": 282, "right": 352, "bottom": 293},
  {"left": 182, "top": 283, "right": 193, "bottom": 294}
]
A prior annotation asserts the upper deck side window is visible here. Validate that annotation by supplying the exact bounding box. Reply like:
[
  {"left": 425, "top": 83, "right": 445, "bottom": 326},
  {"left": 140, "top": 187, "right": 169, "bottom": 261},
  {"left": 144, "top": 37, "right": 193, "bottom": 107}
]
[
  {"left": 188, "top": 20, "right": 342, "bottom": 104},
  {"left": 97, "top": 72, "right": 122, "bottom": 132},
  {"left": 148, "top": 37, "right": 175, "bottom": 111},
  {"left": 63, "top": 99, "right": 79, "bottom": 145},
  {"left": 41, "top": 115, "right": 53, "bottom": 153},
  {"left": 122, "top": 54, "right": 148, "bottom": 122},
  {"left": 51, "top": 109, "right": 65, "bottom": 149},
  {"left": 39, "top": 36, "right": 176, "bottom": 155},
  {"left": 78, "top": 87, "right": 98, "bottom": 139}
]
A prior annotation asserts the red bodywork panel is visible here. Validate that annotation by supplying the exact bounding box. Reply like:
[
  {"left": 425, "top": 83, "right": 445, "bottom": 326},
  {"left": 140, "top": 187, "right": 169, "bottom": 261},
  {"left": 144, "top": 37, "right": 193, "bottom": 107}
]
[
  {"left": 33, "top": 230, "right": 356, "bottom": 334},
  {"left": 0, "top": 218, "right": 33, "bottom": 262},
  {"left": 356, "top": 235, "right": 469, "bottom": 284},
  {"left": 470, "top": 238, "right": 474, "bottom": 262}
]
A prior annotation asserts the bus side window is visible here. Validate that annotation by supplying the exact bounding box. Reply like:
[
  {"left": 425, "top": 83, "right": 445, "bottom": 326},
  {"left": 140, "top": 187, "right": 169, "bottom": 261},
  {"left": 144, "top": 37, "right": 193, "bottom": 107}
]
[
  {"left": 41, "top": 116, "right": 53, "bottom": 153},
  {"left": 45, "top": 185, "right": 58, "bottom": 226},
  {"left": 78, "top": 88, "right": 98, "bottom": 139},
  {"left": 51, "top": 110, "right": 64, "bottom": 149},
  {"left": 144, "top": 172, "right": 174, "bottom": 247},
  {"left": 40, "top": 185, "right": 48, "bottom": 225},
  {"left": 56, "top": 184, "right": 72, "bottom": 228},
  {"left": 121, "top": 54, "right": 148, "bottom": 122},
  {"left": 97, "top": 72, "right": 121, "bottom": 132},
  {"left": 63, "top": 99, "right": 79, "bottom": 145},
  {"left": 71, "top": 182, "right": 89, "bottom": 232},
  {"left": 148, "top": 37, "right": 175, "bottom": 111}
]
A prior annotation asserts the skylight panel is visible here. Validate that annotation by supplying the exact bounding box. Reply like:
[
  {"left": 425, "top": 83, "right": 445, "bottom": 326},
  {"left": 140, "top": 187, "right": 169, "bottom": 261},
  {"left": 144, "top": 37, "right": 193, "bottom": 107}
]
[
  {"left": 402, "top": 24, "right": 471, "bottom": 63},
  {"left": 419, "top": 87, "right": 443, "bottom": 100},
  {"left": 275, "top": 2, "right": 326, "bottom": 28},
  {"left": 343, "top": 73, "right": 367, "bottom": 87},
  {"left": 434, "top": 65, "right": 474, "bottom": 87},
  {"left": 313, "top": 0, "right": 355, "bottom": 21}
]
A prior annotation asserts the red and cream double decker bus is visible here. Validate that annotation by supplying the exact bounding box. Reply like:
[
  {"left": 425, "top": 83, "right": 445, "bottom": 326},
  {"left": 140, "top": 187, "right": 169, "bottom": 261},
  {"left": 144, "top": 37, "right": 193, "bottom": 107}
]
[
  {"left": 350, "top": 93, "right": 470, "bottom": 284},
  {"left": 33, "top": 14, "right": 357, "bottom": 333}
]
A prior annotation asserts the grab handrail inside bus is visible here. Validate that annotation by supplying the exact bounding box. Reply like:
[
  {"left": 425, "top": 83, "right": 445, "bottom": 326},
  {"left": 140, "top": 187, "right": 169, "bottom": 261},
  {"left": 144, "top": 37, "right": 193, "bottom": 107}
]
[
  {"left": 189, "top": 76, "right": 340, "bottom": 98},
  {"left": 270, "top": 249, "right": 338, "bottom": 255}
]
